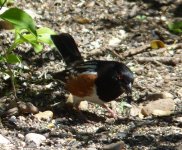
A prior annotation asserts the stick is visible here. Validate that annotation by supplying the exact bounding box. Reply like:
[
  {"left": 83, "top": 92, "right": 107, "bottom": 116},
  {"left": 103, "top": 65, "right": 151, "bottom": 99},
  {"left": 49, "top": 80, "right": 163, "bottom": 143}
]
[{"left": 135, "top": 57, "right": 182, "bottom": 65}]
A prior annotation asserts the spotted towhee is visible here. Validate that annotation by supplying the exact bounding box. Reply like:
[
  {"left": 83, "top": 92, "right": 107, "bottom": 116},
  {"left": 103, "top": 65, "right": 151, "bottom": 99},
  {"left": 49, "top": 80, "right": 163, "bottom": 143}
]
[{"left": 51, "top": 33, "right": 134, "bottom": 118}]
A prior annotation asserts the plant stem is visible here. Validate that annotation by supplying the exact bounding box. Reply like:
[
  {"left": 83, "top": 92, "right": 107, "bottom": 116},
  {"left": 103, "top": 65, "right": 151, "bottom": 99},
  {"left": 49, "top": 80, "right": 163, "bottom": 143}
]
[
  {"left": 7, "top": 64, "right": 17, "bottom": 100},
  {"left": 2, "top": 47, "right": 18, "bottom": 101},
  {"left": 0, "top": 0, "right": 7, "bottom": 10}
]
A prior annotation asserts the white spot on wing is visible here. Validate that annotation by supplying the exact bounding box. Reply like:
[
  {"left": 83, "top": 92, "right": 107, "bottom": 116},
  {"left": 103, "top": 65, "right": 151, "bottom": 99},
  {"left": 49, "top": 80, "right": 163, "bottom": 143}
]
[{"left": 81, "top": 71, "right": 97, "bottom": 75}]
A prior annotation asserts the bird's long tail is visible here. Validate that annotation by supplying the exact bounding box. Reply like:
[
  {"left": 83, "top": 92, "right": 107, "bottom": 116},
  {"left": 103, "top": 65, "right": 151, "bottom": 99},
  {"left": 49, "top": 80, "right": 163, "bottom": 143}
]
[{"left": 51, "top": 33, "right": 83, "bottom": 66}]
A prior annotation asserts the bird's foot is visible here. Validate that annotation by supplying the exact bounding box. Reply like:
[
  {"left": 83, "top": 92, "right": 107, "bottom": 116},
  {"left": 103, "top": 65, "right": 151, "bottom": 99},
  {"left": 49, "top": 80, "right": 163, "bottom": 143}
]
[{"left": 102, "top": 104, "right": 118, "bottom": 119}]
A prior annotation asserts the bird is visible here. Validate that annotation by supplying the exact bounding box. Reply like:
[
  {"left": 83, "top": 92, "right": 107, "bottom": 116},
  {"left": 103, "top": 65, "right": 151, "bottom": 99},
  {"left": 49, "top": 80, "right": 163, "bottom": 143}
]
[{"left": 51, "top": 33, "right": 134, "bottom": 118}]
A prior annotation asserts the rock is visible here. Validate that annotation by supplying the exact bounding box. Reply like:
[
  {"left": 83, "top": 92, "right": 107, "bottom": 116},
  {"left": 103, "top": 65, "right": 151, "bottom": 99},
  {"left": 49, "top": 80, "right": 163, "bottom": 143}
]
[
  {"left": 25, "top": 133, "right": 46, "bottom": 146},
  {"left": 146, "top": 92, "right": 174, "bottom": 101},
  {"left": 161, "top": 92, "right": 174, "bottom": 99},
  {"left": 177, "top": 88, "right": 182, "bottom": 98},
  {"left": 141, "top": 98, "right": 175, "bottom": 117},
  {"left": 34, "top": 111, "right": 53, "bottom": 121},
  {"left": 108, "top": 37, "right": 121, "bottom": 47},
  {"left": 0, "top": 134, "right": 10, "bottom": 144},
  {"left": 103, "top": 141, "right": 126, "bottom": 150},
  {"left": 90, "top": 39, "right": 101, "bottom": 49},
  {"left": 18, "top": 102, "right": 39, "bottom": 114},
  {"left": 174, "top": 117, "right": 182, "bottom": 123},
  {"left": 130, "top": 104, "right": 142, "bottom": 117},
  {"left": 17, "top": 133, "right": 24, "bottom": 140},
  {"left": 79, "top": 101, "right": 88, "bottom": 111},
  {"left": 8, "top": 116, "right": 17, "bottom": 123},
  {"left": 5, "top": 107, "right": 19, "bottom": 116},
  {"left": 86, "top": 1, "right": 95, "bottom": 8}
]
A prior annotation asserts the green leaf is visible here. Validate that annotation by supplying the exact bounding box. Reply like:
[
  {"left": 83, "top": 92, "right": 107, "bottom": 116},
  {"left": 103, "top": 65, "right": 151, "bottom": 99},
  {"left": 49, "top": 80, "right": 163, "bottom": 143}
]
[
  {"left": 32, "top": 42, "right": 43, "bottom": 53},
  {"left": 168, "top": 21, "right": 182, "bottom": 34},
  {"left": 13, "top": 27, "right": 55, "bottom": 53},
  {"left": 17, "top": 32, "right": 43, "bottom": 53},
  {"left": 136, "top": 15, "right": 147, "bottom": 21},
  {"left": 6, "top": 54, "right": 21, "bottom": 64},
  {"left": 37, "top": 27, "right": 55, "bottom": 46},
  {"left": 0, "top": 55, "right": 5, "bottom": 62},
  {"left": 0, "top": 7, "right": 37, "bottom": 36}
]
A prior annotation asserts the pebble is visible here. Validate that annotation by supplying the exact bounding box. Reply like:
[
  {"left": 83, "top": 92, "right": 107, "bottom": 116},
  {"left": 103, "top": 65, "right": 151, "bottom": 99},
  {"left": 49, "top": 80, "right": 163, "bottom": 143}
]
[
  {"left": 141, "top": 98, "right": 175, "bottom": 117},
  {"left": 103, "top": 141, "right": 126, "bottom": 150},
  {"left": 108, "top": 37, "right": 121, "bottom": 47},
  {"left": 8, "top": 116, "right": 17, "bottom": 123},
  {"left": 17, "top": 133, "right": 24, "bottom": 140},
  {"left": 0, "top": 134, "right": 10, "bottom": 144},
  {"left": 34, "top": 110, "right": 53, "bottom": 121},
  {"left": 146, "top": 92, "right": 174, "bottom": 101},
  {"left": 79, "top": 101, "right": 88, "bottom": 111},
  {"left": 174, "top": 117, "right": 182, "bottom": 123},
  {"left": 25, "top": 133, "right": 46, "bottom": 146},
  {"left": 177, "top": 88, "right": 182, "bottom": 98},
  {"left": 130, "top": 104, "right": 142, "bottom": 117}
]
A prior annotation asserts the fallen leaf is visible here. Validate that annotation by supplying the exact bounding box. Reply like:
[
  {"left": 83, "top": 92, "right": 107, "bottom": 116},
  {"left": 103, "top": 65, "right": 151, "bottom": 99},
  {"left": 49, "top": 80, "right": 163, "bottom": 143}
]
[
  {"left": 73, "top": 16, "right": 91, "bottom": 24},
  {"left": 151, "top": 40, "right": 165, "bottom": 49}
]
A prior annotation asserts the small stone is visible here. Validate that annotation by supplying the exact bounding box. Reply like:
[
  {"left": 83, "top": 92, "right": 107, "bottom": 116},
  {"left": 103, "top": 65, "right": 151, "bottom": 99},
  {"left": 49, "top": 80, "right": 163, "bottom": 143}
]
[
  {"left": 161, "top": 92, "right": 174, "bottom": 99},
  {"left": 18, "top": 102, "right": 39, "bottom": 114},
  {"left": 177, "top": 88, "right": 182, "bottom": 98},
  {"left": 103, "top": 141, "right": 126, "bottom": 150},
  {"left": 130, "top": 104, "right": 142, "bottom": 117},
  {"left": 79, "top": 101, "right": 88, "bottom": 111},
  {"left": 90, "top": 39, "right": 101, "bottom": 49},
  {"left": 34, "top": 111, "right": 53, "bottom": 121},
  {"left": 17, "top": 133, "right": 24, "bottom": 140},
  {"left": 174, "top": 117, "right": 182, "bottom": 123},
  {"left": 141, "top": 98, "right": 175, "bottom": 117},
  {"left": 20, "top": 141, "right": 26, "bottom": 147},
  {"left": 108, "top": 37, "right": 121, "bottom": 47},
  {"left": 86, "top": 1, "right": 95, "bottom": 7},
  {"left": 0, "top": 134, "right": 10, "bottom": 144},
  {"left": 146, "top": 92, "right": 174, "bottom": 101},
  {"left": 9, "top": 116, "right": 17, "bottom": 123},
  {"left": 25, "top": 133, "right": 46, "bottom": 146}
]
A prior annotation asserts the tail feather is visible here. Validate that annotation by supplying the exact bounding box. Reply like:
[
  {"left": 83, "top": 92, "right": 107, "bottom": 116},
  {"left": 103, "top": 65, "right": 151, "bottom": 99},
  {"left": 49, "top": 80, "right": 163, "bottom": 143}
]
[
  {"left": 51, "top": 70, "right": 67, "bottom": 83},
  {"left": 51, "top": 33, "right": 83, "bottom": 66}
]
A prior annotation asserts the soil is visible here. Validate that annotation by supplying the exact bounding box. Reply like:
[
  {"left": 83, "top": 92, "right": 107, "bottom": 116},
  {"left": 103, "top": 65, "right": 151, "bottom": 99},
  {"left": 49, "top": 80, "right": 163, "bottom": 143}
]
[{"left": 0, "top": 0, "right": 182, "bottom": 149}]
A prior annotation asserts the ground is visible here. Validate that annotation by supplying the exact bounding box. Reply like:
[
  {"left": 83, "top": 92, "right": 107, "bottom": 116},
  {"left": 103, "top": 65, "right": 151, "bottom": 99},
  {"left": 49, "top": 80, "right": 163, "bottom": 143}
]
[{"left": 0, "top": 0, "right": 182, "bottom": 149}]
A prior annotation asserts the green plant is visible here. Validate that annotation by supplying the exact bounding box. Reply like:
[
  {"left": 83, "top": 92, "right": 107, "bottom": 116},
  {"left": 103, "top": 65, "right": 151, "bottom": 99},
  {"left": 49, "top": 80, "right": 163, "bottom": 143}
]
[
  {"left": 0, "top": 7, "right": 55, "bottom": 99},
  {"left": 168, "top": 21, "right": 182, "bottom": 34}
]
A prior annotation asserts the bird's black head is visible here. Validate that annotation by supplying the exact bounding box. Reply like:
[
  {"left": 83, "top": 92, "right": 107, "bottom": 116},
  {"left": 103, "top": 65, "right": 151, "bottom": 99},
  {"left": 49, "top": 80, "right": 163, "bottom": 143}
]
[{"left": 114, "top": 62, "right": 134, "bottom": 99}]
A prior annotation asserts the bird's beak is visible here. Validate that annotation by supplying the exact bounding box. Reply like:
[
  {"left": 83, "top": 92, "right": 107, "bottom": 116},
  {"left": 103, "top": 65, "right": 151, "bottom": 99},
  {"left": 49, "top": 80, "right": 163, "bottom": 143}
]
[
  {"left": 125, "top": 83, "right": 132, "bottom": 94},
  {"left": 125, "top": 83, "right": 133, "bottom": 104}
]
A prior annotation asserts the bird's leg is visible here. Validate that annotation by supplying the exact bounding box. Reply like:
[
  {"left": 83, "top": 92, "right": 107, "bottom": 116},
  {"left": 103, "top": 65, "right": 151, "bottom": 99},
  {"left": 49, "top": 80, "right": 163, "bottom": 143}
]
[
  {"left": 102, "top": 104, "right": 118, "bottom": 119},
  {"left": 72, "top": 96, "right": 92, "bottom": 123}
]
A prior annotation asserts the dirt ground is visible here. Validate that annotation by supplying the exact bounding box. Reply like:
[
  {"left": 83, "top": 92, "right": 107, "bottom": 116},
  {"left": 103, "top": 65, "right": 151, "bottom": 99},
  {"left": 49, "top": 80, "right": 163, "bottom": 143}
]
[{"left": 0, "top": 0, "right": 182, "bottom": 149}]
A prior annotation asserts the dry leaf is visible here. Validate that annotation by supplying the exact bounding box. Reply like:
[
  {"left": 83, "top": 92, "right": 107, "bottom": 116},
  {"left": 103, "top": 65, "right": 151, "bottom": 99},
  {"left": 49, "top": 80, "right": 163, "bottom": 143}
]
[
  {"left": 150, "top": 40, "right": 165, "bottom": 49},
  {"left": 73, "top": 16, "right": 91, "bottom": 24}
]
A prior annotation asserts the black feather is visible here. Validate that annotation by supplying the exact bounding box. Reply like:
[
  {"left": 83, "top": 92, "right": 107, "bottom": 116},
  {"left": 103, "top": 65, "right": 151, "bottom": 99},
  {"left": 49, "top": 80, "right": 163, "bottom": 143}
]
[{"left": 51, "top": 33, "right": 83, "bottom": 66}]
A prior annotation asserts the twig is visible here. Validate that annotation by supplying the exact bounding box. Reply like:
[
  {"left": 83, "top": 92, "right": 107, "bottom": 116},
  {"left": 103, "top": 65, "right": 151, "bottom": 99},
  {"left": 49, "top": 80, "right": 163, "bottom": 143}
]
[
  {"left": 106, "top": 48, "right": 123, "bottom": 60},
  {"left": 135, "top": 57, "right": 182, "bottom": 65},
  {"left": 151, "top": 43, "right": 182, "bottom": 53},
  {"left": 121, "top": 44, "right": 151, "bottom": 57},
  {"left": 0, "top": 0, "right": 7, "bottom": 10}
]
